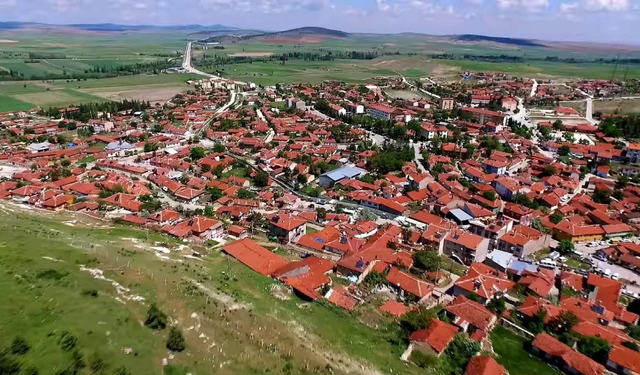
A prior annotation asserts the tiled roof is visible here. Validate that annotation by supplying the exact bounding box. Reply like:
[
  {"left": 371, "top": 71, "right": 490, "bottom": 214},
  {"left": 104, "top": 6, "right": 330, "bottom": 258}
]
[
  {"left": 609, "top": 345, "right": 640, "bottom": 374},
  {"left": 409, "top": 318, "right": 458, "bottom": 354},
  {"left": 386, "top": 267, "right": 434, "bottom": 298},
  {"left": 379, "top": 300, "right": 414, "bottom": 317},
  {"left": 445, "top": 295, "right": 496, "bottom": 331},
  {"left": 223, "top": 238, "right": 288, "bottom": 276},
  {"left": 532, "top": 333, "right": 605, "bottom": 375},
  {"left": 455, "top": 262, "right": 515, "bottom": 300},
  {"left": 465, "top": 356, "right": 506, "bottom": 375}
]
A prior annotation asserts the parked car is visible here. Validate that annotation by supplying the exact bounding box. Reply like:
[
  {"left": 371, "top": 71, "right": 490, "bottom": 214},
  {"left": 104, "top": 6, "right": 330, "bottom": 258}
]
[
  {"left": 538, "top": 259, "right": 557, "bottom": 269},
  {"left": 587, "top": 242, "right": 598, "bottom": 248},
  {"left": 612, "top": 273, "right": 620, "bottom": 280}
]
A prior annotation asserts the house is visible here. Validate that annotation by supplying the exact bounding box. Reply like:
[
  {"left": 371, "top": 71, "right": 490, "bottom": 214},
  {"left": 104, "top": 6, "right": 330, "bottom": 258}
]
[
  {"left": 453, "top": 262, "right": 515, "bottom": 304},
  {"left": 269, "top": 213, "right": 307, "bottom": 243},
  {"left": 553, "top": 221, "right": 605, "bottom": 243},
  {"left": 445, "top": 295, "right": 497, "bottom": 333},
  {"left": 440, "top": 97, "right": 454, "bottom": 111},
  {"left": 606, "top": 345, "right": 640, "bottom": 375},
  {"left": 461, "top": 107, "right": 507, "bottom": 127},
  {"left": 271, "top": 256, "right": 333, "bottom": 300},
  {"left": 443, "top": 230, "right": 490, "bottom": 266},
  {"left": 494, "top": 176, "right": 520, "bottom": 201},
  {"left": 531, "top": 333, "right": 605, "bottom": 375},
  {"left": 407, "top": 318, "right": 459, "bottom": 357},
  {"left": 368, "top": 103, "right": 408, "bottom": 122},
  {"left": 222, "top": 238, "right": 288, "bottom": 276},
  {"left": 162, "top": 216, "right": 223, "bottom": 239},
  {"left": 386, "top": 267, "right": 435, "bottom": 302},
  {"left": 227, "top": 225, "right": 248, "bottom": 239},
  {"left": 319, "top": 166, "right": 368, "bottom": 187},
  {"left": 465, "top": 356, "right": 506, "bottom": 375}
]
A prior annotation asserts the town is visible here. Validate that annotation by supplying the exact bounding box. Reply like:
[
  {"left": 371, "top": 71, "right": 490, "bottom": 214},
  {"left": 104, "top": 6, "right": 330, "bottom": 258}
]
[{"left": 2, "top": 62, "right": 640, "bottom": 375}]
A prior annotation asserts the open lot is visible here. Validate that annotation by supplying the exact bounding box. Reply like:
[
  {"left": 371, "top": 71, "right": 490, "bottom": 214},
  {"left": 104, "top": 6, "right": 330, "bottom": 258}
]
[
  {"left": 491, "top": 326, "right": 561, "bottom": 375},
  {"left": 593, "top": 97, "right": 640, "bottom": 115},
  {"left": 0, "top": 202, "right": 423, "bottom": 375}
]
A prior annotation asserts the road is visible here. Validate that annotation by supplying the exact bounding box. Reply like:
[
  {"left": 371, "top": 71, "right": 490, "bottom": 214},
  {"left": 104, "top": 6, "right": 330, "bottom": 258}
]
[
  {"left": 530, "top": 79, "right": 538, "bottom": 98},
  {"left": 397, "top": 73, "right": 441, "bottom": 99},
  {"left": 412, "top": 141, "right": 427, "bottom": 173},
  {"left": 182, "top": 42, "right": 220, "bottom": 79}
]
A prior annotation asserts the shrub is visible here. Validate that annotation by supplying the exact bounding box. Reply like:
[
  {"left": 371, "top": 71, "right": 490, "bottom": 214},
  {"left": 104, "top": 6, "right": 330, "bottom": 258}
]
[
  {"left": 166, "top": 327, "right": 186, "bottom": 352},
  {"left": 577, "top": 336, "right": 611, "bottom": 363},
  {"left": 58, "top": 332, "right": 77, "bottom": 352},
  {"left": 10, "top": 336, "right": 30, "bottom": 355},
  {"left": 144, "top": 303, "right": 167, "bottom": 330}
]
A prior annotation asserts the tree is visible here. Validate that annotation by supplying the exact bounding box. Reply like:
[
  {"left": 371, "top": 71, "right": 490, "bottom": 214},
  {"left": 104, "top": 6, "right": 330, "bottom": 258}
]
[
  {"left": 443, "top": 334, "right": 481, "bottom": 371},
  {"left": 296, "top": 173, "right": 307, "bottom": 184},
  {"left": 577, "top": 336, "right": 611, "bottom": 363},
  {"left": 316, "top": 207, "right": 327, "bottom": 222},
  {"left": 622, "top": 341, "right": 640, "bottom": 351},
  {"left": 563, "top": 132, "right": 575, "bottom": 143},
  {"left": 482, "top": 191, "right": 496, "bottom": 201},
  {"left": 363, "top": 270, "right": 385, "bottom": 288},
  {"left": 254, "top": 171, "right": 269, "bottom": 187},
  {"left": 553, "top": 119, "right": 564, "bottom": 130},
  {"left": 204, "top": 205, "right": 214, "bottom": 217},
  {"left": 10, "top": 336, "right": 29, "bottom": 355},
  {"left": 144, "top": 142, "right": 159, "bottom": 152},
  {"left": 541, "top": 165, "right": 556, "bottom": 177},
  {"left": 237, "top": 188, "right": 256, "bottom": 199},
  {"left": 550, "top": 211, "right": 564, "bottom": 225},
  {"left": 0, "top": 351, "right": 21, "bottom": 375},
  {"left": 546, "top": 311, "right": 579, "bottom": 336},
  {"left": 628, "top": 325, "right": 640, "bottom": 341},
  {"left": 166, "top": 327, "right": 186, "bottom": 352},
  {"left": 208, "top": 187, "right": 223, "bottom": 201},
  {"left": 558, "top": 145, "right": 571, "bottom": 156},
  {"left": 114, "top": 367, "right": 130, "bottom": 375},
  {"left": 413, "top": 251, "right": 440, "bottom": 272},
  {"left": 144, "top": 303, "right": 167, "bottom": 330},
  {"left": 89, "top": 353, "right": 107, "bottom": 373},
  {"left": 487, "top": 298, "right": 506, "bottom": 316},
  {"left": 190, "top": 147, "right": 205, "bottom": 160},
  {"left": 528, "top": 308, "right": 547, "bottom": 334},
  {"left": 558, "top": 239, "right": 575, "bottom": 255},
  {"left": 213, "top": 142, "right": 226, "bottom": 153}
]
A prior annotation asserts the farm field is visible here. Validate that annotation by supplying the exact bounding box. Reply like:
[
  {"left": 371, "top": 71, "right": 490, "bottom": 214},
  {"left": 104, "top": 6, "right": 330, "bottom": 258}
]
[
  {"left": 0, "top": 73, "right": 201, "bottom": 111},
  {"left": 0, "top": 32, "right": 187, "bottom": 80},
  {"left": 0, "top": 202, "right": 424, "bottom": 375},
  {"left": 593, "top": 97, "right": 640, "bottom": 115},
  {"left": 208, "top": 57, "right": 442, "bottom": 85}
]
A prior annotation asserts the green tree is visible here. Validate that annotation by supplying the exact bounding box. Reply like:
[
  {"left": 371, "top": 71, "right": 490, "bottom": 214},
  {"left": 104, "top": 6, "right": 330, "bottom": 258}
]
[
  {"left": 627, "top": 325, "right": 640, "bottom": 341},
  {"left": 622, "top": 341, "right": 640, "bottom": 351},
  {"left": 482, "top": 191, "right": 496, "bottom": 201},
  {"left": 487, "top": 298, "right": 506, "bottom": 316},
  {"left": 316, "top": 207, "right": 327, "bottom": 221},
  {"left": 208, "top": 187, "right": 224, "bottom": 201},
  {"left": 89, "top": 352, "right": 107, "bottom": 373},
  {"left": 254, "top": 171, "right": 269, "bottom": 187},
  {"left": 577, "top": 336, "right": 611, "bottom": 363},
  {"left": 413, "top": 251, "right": 441, "bottom": 272},
  {"left": 363, "top": 270, "right": 385, "bottom": 288},
  {"left": 528, "top": 308, "right": 547, "bottom": 334},
  {"left": 550, "top": 211, "right": 564, "bottom": 225},
  {"left": 443, "top": 334, "right": 481, "bottom": 372},
  {"left": 546, "top": 311, "right": 579, "bottom": 336},
  {"left": 10, "top": 336, "right": 29, "bottom": 355},
  {"left": 237, "top": 188, "right": 256, "bottom": 199},
  {"left": 558, "top": 239, "right": 575, "bottom": 255},
  {"left": 563, "top": 132, "right": 575, "bottom": 143},
  {"left": 190, "top": 147, "right": 205, "bottom": 160},
  {"left": 213, "top": 142, "right": 226, "bottom": 153},
  {"left": 144, "top": 303, "right": 167, "bottom": 330},
  {"left": 113, "top": 366, "right": 130, "bottom": 375},
  {"left": 0, "top": 350, "right": 21, "bottom": 375},
  {"left": 558, "top": 145, "right": 571, "bottom": 156},
  {"left": 204, "top": 205, "right": 215, "bottom": 217},
  {"left": 296, "top": 174, "right": 308, "bottom": 184},
  {"left": 166, "top": 327, "right": 186, "bottom": 352}
]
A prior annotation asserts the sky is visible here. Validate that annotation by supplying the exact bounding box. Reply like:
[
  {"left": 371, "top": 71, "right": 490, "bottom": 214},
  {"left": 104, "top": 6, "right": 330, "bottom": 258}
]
[{"left": 0, "top": 0, "right": 639, "bottom": 44}]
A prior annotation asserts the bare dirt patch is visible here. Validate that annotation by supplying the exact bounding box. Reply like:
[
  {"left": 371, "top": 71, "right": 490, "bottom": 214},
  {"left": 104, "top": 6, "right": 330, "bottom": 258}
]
[
  {"left": 41, "top": 42, "right": 77, "bottom": 47},
  {"left": 0, "top": 39, "right": 18, "bottom": 43},
  {"left": 228, "top": 52, "right": 274, "bottom": 57}
]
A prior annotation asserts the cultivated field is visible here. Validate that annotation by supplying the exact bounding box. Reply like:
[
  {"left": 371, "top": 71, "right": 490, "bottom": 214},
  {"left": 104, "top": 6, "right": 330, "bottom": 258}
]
[
  {"left": 0, "top": 202, "right": 424, "bottom": 375},
  {"left": 593, "top": 97, "right": 640, "bottom": 115},
  {"left": 0, "top": 73, "right": 201, "bottom": 110}
]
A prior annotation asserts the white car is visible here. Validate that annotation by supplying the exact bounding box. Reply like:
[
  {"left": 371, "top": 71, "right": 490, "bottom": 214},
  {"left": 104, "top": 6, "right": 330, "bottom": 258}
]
[
  {"left": 612, "top": 273, "right": 620, "bottom": 280},
  {"left": 621, "top": 238, "right": 633, "bottom": 243},
  {"left": 599, "top": 241, "right": 610, "bottom": 246},
  {"left": 587, "top": 242, "right": 598, "bottom": 248}
]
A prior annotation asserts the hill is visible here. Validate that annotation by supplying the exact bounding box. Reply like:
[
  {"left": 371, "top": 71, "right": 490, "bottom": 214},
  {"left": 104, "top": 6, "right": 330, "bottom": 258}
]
[
  {"left": 199, "top": 26, "right": 350, "bottom": 44},
  {"left": 452, "top": 34, "right": 546, "bottom": 48},
  {"left": 0, "top": 22, "right": 237, "bottom": 32}
]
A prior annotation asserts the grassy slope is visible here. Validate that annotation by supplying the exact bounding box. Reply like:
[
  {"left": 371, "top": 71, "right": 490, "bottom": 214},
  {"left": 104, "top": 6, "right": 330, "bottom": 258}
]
[
  {"left": 490, "top": 326, "right": 561, "bottom": 375},
  {"left": 0, "top": 204, "right": 424, "bottom": 375},
  {"left": 0, "top": 94, "right": 34, "bottom": 111}
]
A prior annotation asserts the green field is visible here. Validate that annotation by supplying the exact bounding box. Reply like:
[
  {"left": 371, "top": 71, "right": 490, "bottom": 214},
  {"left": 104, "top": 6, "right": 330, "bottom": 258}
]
[
  {"left": 0, "top": 203, "right": 425, "bottom": 375},
  {"left": 0, "top": 73, "right": 202, "bottom": 111},
  {"left": 491, "top": 326, "right": 561, "bottom": 375}
]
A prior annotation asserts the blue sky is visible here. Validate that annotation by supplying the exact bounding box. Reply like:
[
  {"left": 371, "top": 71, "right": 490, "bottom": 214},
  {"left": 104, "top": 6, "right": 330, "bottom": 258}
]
[{"left": 0, "top": 0, "right": 638, "bottom": 44}]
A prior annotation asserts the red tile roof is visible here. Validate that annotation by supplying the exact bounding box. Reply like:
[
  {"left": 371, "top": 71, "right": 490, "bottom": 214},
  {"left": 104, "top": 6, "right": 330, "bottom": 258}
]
[
  {"left": 446, "top": 295, "right": 496, "bottom": 331},
  {"left": 465, "top": 356, "right": 506, "bottom": 375},
  {"left": 409, "top": 318, "right": 458, "bottom": 354},
  {"left": 222, "top": 238, "right": 288, "bottom": 276},
  {"left": 532, "top": 333, "right": 605, "bottom": 375},
  {"left": 386, "top": 267, "right": 435, "bottom": 299},
  {"left": 379, "top": 300, "right": 414, "bottom": 318},
  {"left": 609, "top": 345, "right": 640, "bottom": 374},
  {"left": 455, "top": 262, "right": 515, "bottom": 300},
  {"left": 326, "top": 286, "right": 357, "bottom": 310}
]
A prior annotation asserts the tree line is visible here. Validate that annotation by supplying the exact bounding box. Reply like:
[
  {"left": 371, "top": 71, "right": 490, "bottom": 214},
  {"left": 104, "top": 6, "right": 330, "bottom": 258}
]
[{"left": 39, "top": 99, "right": 150, "bottom": 122}]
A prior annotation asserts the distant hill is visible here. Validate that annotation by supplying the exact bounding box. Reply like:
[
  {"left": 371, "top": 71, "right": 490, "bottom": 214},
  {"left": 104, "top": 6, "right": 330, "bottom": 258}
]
[
  {"left": 0, "top": 22, "right": 237, "bottom": 32},
  {"left": 452, "top": 34, "right": 546, "bottom": 48},
  {"left": 199, "top": 26, "right": 350, "bottom": 44}
]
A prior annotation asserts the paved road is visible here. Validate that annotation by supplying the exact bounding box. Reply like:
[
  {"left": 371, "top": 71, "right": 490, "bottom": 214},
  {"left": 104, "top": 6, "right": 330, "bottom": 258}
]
[
  {"left": 530, "top": 79, "right": 538, "bottom": 98},
  {"left": 182, "top": 42, "right": 220, "bottom": 79}
]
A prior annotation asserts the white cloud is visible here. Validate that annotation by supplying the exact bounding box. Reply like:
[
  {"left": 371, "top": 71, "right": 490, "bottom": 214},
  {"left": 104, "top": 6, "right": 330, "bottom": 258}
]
[
  {"left": 197, "top": 0, "right": 327, "bottom": 12},
  {"left": 560, "top": 2, "right": 579, "bottom": 12},
  {"left": 497, "top": 0, "right": 549, "bottom": 12},
  {"left": 584, "top": 0, "right": 629, "bottom": 10}
]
